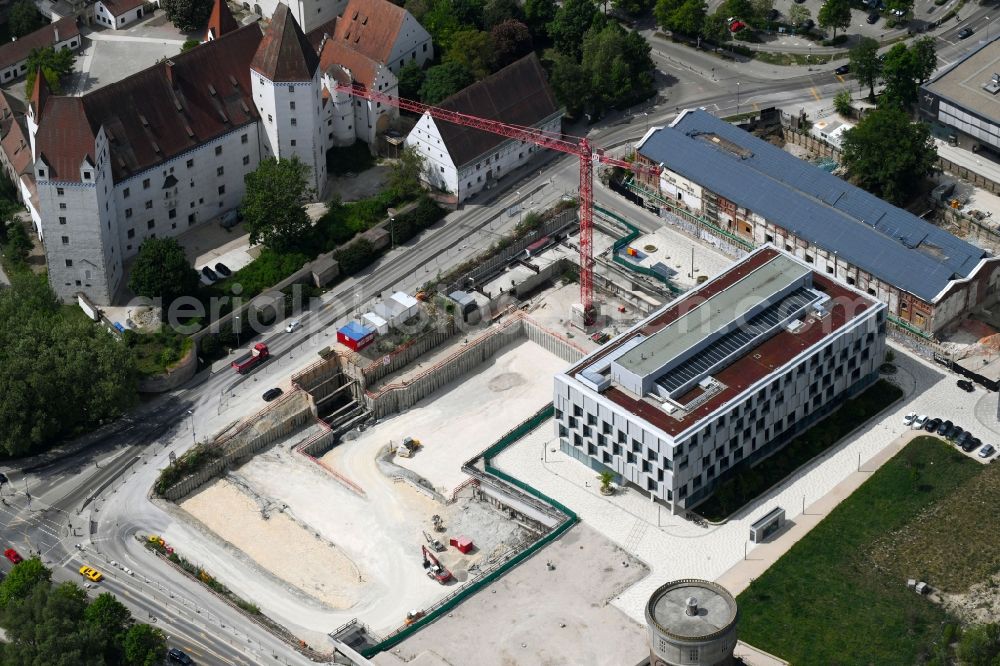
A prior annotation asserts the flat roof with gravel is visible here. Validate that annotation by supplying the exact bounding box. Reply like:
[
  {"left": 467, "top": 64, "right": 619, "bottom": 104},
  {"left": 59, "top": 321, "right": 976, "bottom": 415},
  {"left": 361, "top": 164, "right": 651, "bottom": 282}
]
[
  {"left": 924, "top": 36, "right": 1000, "bottom": 125},
  {"left": 647, "top": 580, "right": 738, "bottom": 640}
]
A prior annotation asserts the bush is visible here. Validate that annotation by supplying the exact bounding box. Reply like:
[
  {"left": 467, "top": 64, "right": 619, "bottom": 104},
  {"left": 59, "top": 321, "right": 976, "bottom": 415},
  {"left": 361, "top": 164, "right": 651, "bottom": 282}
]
[
  {"left": 198, "top": 334, "right": 221, "bottom": 360},
  {"left": 333, "top": 238, "right": 377, "bottom": 275},
  {"left": 181, "top": 38, "right": 200, "bottom": 52},
  {"left": 154, "top": 443, "right": 222, "bottom": 495},
  {"left": 3, "top": 222, "right": 31, "bottom": 265},
  {"left": 214, "top": 248, "right": 308, "bottom": 298}
]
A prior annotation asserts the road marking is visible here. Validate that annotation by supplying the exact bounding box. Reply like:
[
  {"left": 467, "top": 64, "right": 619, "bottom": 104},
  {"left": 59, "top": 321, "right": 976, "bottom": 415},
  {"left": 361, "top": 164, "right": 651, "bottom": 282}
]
[{"left": 811, "top": 87, "right": 822, "bottom": 101}]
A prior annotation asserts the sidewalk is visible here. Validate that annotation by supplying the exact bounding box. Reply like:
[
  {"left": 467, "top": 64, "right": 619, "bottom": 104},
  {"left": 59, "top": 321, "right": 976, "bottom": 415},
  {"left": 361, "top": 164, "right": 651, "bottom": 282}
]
[{"left": 714, "top": 429, "right": 922, "bottom": 596}]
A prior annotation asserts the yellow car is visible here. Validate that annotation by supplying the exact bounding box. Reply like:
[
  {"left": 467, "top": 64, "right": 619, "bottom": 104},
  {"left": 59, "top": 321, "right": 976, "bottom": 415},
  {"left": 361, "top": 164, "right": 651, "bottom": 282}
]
[{"left": 79, "top": 565, "right": 103, "bottom": 582}]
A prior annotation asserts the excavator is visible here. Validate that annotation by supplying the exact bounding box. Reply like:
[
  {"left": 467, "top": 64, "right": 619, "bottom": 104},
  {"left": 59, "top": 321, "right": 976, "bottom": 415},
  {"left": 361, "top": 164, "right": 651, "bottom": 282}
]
[{"left": 421, "top": 544, "right": 452, "bottom": 584}]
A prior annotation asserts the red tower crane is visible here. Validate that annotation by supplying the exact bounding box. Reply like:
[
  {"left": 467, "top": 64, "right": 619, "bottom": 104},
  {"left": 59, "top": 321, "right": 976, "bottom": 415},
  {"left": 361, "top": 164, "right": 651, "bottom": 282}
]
[{"left": 334, "top": 83, "right": 660, "bottom": 325}]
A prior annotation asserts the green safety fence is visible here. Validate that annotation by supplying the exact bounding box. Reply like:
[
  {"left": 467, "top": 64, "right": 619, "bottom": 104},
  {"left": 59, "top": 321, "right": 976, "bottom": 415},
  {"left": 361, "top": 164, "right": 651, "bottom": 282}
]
[
  {"left": 887, "top": 313, "right": 934, "bottom": 341},
  {"left": 360, "top": 403, "right": 578, "bottom": 658},
  {"left": 595, "top": 205, "right": 681, "bottom": 294}
]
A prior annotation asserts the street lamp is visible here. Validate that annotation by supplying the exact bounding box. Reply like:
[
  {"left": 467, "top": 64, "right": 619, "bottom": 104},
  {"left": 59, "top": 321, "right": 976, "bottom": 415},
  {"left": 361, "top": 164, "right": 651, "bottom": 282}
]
[
  {"left": 187, "top": 409, "right": 196, "bottom": 444},
  {"left": 234, "top": 315, "right": 240, "bottom": 349},
  {"left": 736, "top": 81, "right": 741, "bottom": 115},
  {"left": 387, "top": 207, "right": 397, "bottom": 248}
]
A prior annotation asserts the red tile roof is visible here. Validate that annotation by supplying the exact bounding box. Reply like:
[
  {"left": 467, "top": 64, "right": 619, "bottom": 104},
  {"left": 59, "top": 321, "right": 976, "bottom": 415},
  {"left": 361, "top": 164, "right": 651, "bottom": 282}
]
[
  {"left": 99, "top": 0, "right": 145, "bottom": 16},
  {"left": 36, "top": 23, "right": 264, "bottom": 182},
  {"left": 429, "top": 54, "right": 561, "bottom": 167},
  {"left": 29, "top": 67, "right": 49, "bottom": 120},
  {"left": 206, "top": 0, "right": 239, "bottom": 39},
  {"left": 332, "top": 0, "right": 406, "bottom": 63},
  {"left": 319, "top": 38, "right": 377, "bottom": 88},
  {"left": 0, "top": 17, "right": 79, "bottom": 70},
  {"left": 569, "top": 248, "right": 879, "bottom": 437},
  {"left": 0, "top": 91, "right": 32, "bottom": 179},
  {"left": 250, "top": 3, "right": 319, "bottom": 82}
]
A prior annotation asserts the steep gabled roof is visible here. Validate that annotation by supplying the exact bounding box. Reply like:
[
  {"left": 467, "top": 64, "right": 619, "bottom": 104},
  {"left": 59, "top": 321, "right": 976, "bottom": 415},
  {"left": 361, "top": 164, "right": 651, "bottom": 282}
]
[
  {"left": 250, "top": 3, "right": 319, "bottom": 81},
  {"left": 0, "top": 17, "right": 79, "bottom": 70},
  {"left": 36, "top": 23, "right": 263, "bottom": 183},
  {"left": 29, "top": 68, "right": 50, "bottom": 121},
  {"left": 206, "top": 0, "right": 239, "bottom": 39},
  {"left": 332, "top": 0, "right": 407, "bottom": 63},
  {"left": 98, "top": 0, "right": 146, "bottom": 17},
  {"left": 0, "top": 91, "right": 33, "bottom": 178},
  {"left": 429, "top": 54, "right": 561, "bottom": 167},
  {"left": 319, "top": 38, "right": 378, "bottom": 88}
]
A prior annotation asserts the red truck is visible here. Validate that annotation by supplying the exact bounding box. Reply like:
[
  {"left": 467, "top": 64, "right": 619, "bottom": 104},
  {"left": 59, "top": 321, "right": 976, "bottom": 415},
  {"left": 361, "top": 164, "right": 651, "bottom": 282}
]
[
  {"left": 4, "top": 548, "right": 23, "bottom": 564},
  {"left": 232, "top": 342, "right": 270, "bottom": 374}
]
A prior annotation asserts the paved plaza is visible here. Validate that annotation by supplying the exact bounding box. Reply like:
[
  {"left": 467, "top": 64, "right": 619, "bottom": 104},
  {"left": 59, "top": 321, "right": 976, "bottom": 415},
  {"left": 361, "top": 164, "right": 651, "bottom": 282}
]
[{"left": 493, "top": 341, "right": 1000, "bottom": 625}]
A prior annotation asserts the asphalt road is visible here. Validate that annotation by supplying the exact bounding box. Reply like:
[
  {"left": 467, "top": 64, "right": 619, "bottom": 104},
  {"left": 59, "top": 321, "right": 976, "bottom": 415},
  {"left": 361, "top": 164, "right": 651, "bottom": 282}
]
[{"left": 2, "top": 15, "right": 994, "bottom": 660}]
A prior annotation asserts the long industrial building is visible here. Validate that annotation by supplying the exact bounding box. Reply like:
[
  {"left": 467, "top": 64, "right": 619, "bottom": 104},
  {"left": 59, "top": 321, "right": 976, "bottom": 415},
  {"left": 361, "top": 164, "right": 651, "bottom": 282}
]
[
  {"left": 631, "top": 109, "right": 1000, "bottom": 338},
  {"left": 553, "top": 246, "right": 886, "bottom": 511}
]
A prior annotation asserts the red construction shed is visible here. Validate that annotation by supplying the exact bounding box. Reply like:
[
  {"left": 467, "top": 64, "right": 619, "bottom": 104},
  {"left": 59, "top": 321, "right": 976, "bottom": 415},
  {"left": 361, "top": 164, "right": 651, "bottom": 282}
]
[
  {"left": 337, "top": 321, "right": 376, "bottom": 351},
  {"left": 449, "top": 536, "right": 474, "bottom": 554}
]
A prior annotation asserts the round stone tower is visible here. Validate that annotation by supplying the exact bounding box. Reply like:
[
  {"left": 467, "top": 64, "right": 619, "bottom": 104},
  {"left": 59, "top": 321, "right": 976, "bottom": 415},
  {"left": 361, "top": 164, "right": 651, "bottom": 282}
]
[{"left": 645, "top": 579, "right": 739, "bottom": 666}]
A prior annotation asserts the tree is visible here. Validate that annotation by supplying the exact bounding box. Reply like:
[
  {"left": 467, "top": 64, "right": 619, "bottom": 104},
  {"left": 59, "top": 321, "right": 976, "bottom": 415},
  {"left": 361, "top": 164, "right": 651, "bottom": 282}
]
[
  {"left": 123, "top": 624, "right": 167, "bottom": 666},
  {"left": 387, "top": 146, "right": 425, "bottom": 200},
  {"left": 8, "top": 0, "right": 45, "bottom": 38},
  {"left": 398, "top": 62, "right": 425, "bottom": 100},
  {"left": 548, "top": 0, "right": 600, "bottom": 58},
  {"left": 910, "top": 36, "right": 937, "bottom": 84},
  {"left": 817, "top": 0, "right": 851, "bottom": 38},
  {"left": 654, "top": 0, "right": 684, "bottom": 30},
  {"left": 490, "top": 19, "right": 534, "bottom": 67},
  {"left": 483, "top": 0, "right": 522, "bottom": 28},
  {"left": 241, "top": 157, "right": 313, "bottom": 253},
  {"left": 957, "top": 623, "right": 1000, "bottom": 666},
  {"left": 880, "top": 42, "right": 918, "bottom": 108},
  {"left": 524, "top": 0, "right": 557, "bottom": 38},
  {"left": 162, "top": 0, "right": 213, "bottom": 31},
  {"left": 547, "top": 51, "right": 590, "bottom": 117},
  {"left": 128, "top": 237, "right": 200, "bottom": 305},
  {"left": 25, "top": 47, "right": 77, "bottom": 95},
  {"left": 885, "top": 0, "right": 913, "bottom": 17},
  {"left": 0, "top": 274, "right": 137, "bottom": 457},
  {"left": 840, "top": 108, "right": 938, "bottom": 205},
  {"left": 719, "top": 0, "right": 753, "bottom": 21},
  {"left": 579, "top": 23, "right": 655, "bottom": 115},
  {"left": 788, "top": 4, "right": 810, "bottom": 26},
  {"left": 750, "top": 0, "right": 774, "bottom": 26},
  {"left": 701, "top": 11, "right": 731, "bottom": 42},
  {"left": 0, "top": 558, "right": 51, "bottom": 609},
  {"left": 613, "top": 0, "right": 655, "bottom": 17},
  {"left": 419, "top": 61, "right": 475, "bottom": 103},
  {"left": 85, "top": 593, "right": 133, "bottom": 663},
  {"left": 849, "top": 36, "right": 881, "bottom": 101},
  {"left": 443, "top": 28, "right": 494, "bottom": 78},
  {"left": 833, "top": 89, "right": 853, "bottom": 116},
  {"left": 665, "top": 0, "right": 707, "bottom": 36}
]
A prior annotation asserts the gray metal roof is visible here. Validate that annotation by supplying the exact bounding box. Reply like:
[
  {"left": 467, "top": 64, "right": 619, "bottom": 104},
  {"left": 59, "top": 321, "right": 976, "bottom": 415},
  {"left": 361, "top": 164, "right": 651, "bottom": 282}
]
[{"left": 637, "top": 110, "right": 988, "bottom": 302}]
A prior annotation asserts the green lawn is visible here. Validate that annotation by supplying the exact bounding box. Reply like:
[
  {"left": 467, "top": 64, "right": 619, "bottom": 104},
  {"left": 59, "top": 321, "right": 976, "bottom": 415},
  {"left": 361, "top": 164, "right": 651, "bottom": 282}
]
[
  {"left": 738, "top": 437, "right": 982, "bottom": 664},
  {"left": 698, "top": 379, "right": 903, "bottom": 521}
]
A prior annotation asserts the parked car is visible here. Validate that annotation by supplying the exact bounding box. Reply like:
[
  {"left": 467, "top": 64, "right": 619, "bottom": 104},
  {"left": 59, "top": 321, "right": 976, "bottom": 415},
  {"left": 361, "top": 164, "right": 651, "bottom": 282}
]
[
  {"left": 947, "top": 425, "right": 964, "bottom": 441},
  {"left": 979, "top": 444, "right": 996, "bottom": 458},
  {"left": 262, "top": 387, "right": 283, "bottom": 402},
  {"left": 936, "top": 419, "right": 953, "bottom": 436},
  {"left": 3, "top": 548, "right": 22, "bottom": 564},
  {"left": 867, "top": 11, "right": 880, "bottom": 23},
  {"left": 766, "top": 8, "right": 780, "bottom": 20},
  {"left": 891, "top": 7, "right": 906, "bottom": 15},
  {"left": 800, "top": 18, "right": 815, "bottom": 30},
  {"left": 168, "top": 648, "right": 194, "bottom": 665},
  {"left": 214, "top": 262, "right": 232, "bottom": 277},
  {"left": 963, "top": 436, "right": 980, "bottom": 453},
  {"left": 925, "top": 417, "right": 942, "bottom": 432},
  {"left": 835, "top": 64, "right": 850, "bottom": 75},
  {"left": 958, "top": 27, "right": 974, "bottom": 39},
  {"left": 201, "top": 266, "right": 218, "bottom": 282},
  {"left": 219, "top": 209, "right": 241, "bottom": 229},
  {"left": 913, "top": 414, "right": 928, "bottom": 429},
  {"left": 78, "top": 566, "right": 103, "bottom": 582},
  {"left": 903, "top": 412, "right": 917, "bottom": 426},
  {"left": 957, "top": 379, "right": 975, "bottom": 392},
  {"left": 955, "top": 430, "right": 973, "bottom": 447},
  {"left": 285, "top": 319, "right": 301, "bottom": 333},
  {"left": 729, "top": 19, "right": 746, "bottom": 32}
]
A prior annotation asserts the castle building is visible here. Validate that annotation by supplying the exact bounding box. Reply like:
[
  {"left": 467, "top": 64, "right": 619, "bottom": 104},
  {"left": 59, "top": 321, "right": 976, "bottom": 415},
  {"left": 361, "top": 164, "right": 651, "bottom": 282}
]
[{"left": 21, "top": 0, "right": 404, "bottom": 304}]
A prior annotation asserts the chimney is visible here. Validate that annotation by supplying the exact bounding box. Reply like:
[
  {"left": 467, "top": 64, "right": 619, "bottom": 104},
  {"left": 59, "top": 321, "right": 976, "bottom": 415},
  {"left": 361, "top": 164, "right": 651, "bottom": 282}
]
[
  {"left": 685, "top": 597, "right": 699, "bottom": 616},
  {"left": 164, "top": 59, "right": 174, "bottom": 86},
  {"left": 54, "top": 26, "right": 59, "bottom": 43}
]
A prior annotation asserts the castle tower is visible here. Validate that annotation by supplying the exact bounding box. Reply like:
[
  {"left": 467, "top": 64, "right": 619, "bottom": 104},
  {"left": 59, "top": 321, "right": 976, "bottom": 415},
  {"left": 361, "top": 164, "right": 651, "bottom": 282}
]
[
  {"left": 646, "top": 580, "right": 740, "bottom": 666},
  {"left": 250, "top": 3, "right": 326, "bottom": 196}
]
